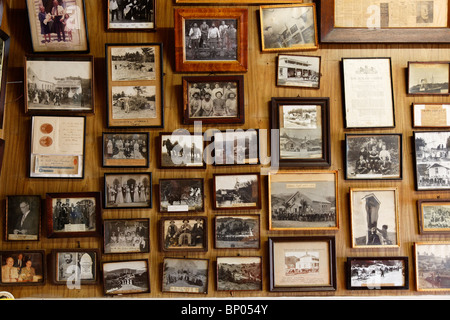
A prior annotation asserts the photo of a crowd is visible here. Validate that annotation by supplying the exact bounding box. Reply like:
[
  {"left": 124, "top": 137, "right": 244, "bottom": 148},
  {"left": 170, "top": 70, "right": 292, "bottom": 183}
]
[{"left": 108, "top": 0, "right": 155, "bottom": 29}]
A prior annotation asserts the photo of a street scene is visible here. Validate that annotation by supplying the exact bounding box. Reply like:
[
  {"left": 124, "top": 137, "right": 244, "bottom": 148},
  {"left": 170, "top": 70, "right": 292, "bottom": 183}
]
[
  {"left": 349, "top": 259, "right": 406, "bottom": 289},
  {"left": 111, "top": 85, "right": 156, "bottom": 120},
  {"left": 217, "top": 257, "right": 262, "bottom": 291},
  {"left": 416, "top": 243, "right": 450, "bottom": 290},
  {"left": 278, "top": 55, "right": 320, "bottom": 88},
  {"left": 111, "top": 46, "right": 156, "bottom": 81}
]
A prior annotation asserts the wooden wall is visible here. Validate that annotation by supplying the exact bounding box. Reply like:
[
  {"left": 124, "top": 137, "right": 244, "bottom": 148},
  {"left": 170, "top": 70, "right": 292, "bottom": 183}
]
[{"left": 1, "top": 0, "right": 450, "bottom": 299}]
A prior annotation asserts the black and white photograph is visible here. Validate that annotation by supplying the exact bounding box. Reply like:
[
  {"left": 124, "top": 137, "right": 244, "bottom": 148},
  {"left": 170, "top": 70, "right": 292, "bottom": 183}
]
[
  {"left": 414, "top": 131, "right": 450, "bottom": 190},
  {"left": 213, "top": 130, "right": 259, "bottom": 165},
  {"left": 216, "top": 256, "right": 262, "bottom": 291},
  {"left": 416, "top": 1, "right": 434, "bottom": 24},
  {"left": 269, "top": 171, "right": 338, "bottom": 231},
  {"left": 350, "top": 188, "right": 399, "bottom": 248},
  {"left": 110, "top": 46, "right": 156, "bottom": 81},
  {"left": 5, "top": 195, "right": 41, "bottom": 241},
  {"left": 102, "top": 132, "right": 149, "bottom": 168},
  {"left": 160, "top": 217, "right": 207, "bottom": 252},
  {"left": 159, "top": 178, "right": 204, "bottom": 213},
  {"left": 347, "top": 257, "right": 409, "bottom": 290},
  {"left": 108, "top": 0, "right": 155, "bottom": 30},
  {"left": 215, "top": 215, "right": 260, "bottom": 249},
  {"left": 408, "top": 62, "right": 450, "bottom": 95},
  {"left": 159, "top": 133, "right": 205, "bottom": 168},
  {"left": 104, "top": 173, "right": 152, "bottom": 209},
  {"left": 415, "top": 242, "right": 450, "bottom": 291},
  {"left": 277, "top": 54, "right": 321, "bottom": 88},
  {"left": 0, "top": 251, "right": 46, "bottom": 285},
  {"left": 260, "top": 4, "right": 318, "bottom": 51},
  {"left": 213, "top": 173, "right": 261, "bottom": 210},
  {"left": 162, "top": 258, "right": 209, "bottom": 294},
  {"left": 25, "top": 56, "right": 93, "bottom": 113},
  {"left": 103, "top": 219, "right": 149, "bottom": 254},
  {"left": 111, "top": 85, "right": 156, "bottom": 120},
  {"left": 102, "top": 260, "right": 150, "bottom": 296},
  {"left": 54, "top": 250, "right": 98, "bottom": 285},
  {"left": 345, "top": 134, "right": 402, "bottom": 180},
  {"left": 419, "top": 200, "right": 450, "bottom": 233}
]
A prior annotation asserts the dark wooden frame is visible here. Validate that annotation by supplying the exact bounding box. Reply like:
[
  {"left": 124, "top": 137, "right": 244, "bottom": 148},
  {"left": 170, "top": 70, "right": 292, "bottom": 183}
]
[
  {"left": 212, "top": 129, "right": 260, "bottom": 166},
  {"left": 103, "top": 172, "right": 153, "bottom": 209},
  {"left": 49, "top": 248, "right": 100, "bottom": 285},
  {"left": 101, "top": 132, "right": 150, "bottom": 168},
  {"left": 102, "top": 259, "right": 150, "bottom": 296},
  {"left": 268, "top": 236, "right": 337, "bottom": 292},
  {"left": 106, "top": 0, "right": 156, "bottom": 31},
  {"left": 216, "top": 256, "right": 263, "bottom": 292},
  {"left": 24, "top": 54, "right": 95, "bottom": 114},
  {"left": 182, "top": 75, "right": 245, "bottom": 125},
  {"left": 174, "top": 8, "right": 248, "bottom": 72},
  {"left": 271, "top": 97, "right": 331, "bottom": 167},
  {"left": 158, "top": 132, "right": 206, "bottom": 169},
  {"left": 4, "top": 195, "right": 42, "bottom": 242},
  {"left": 407, "top": 61, "right": 450, "bottom": 96},
  {"left": 0, "top": 138, "right": 4, "bottom": 176},
  {"left": 0, "top": 250, "right": 46, "bottom": 286},
  {"left": 161, "top": 257, "right": 209, "bottom": 294},
  {"left": 105, "top": 42, "right": 164, "bottom": 128},
  {"left": 276, "top": 54, "right": 321, "bottom": 89},
  {"left": 158, "top": 178, "right": 205, "bottom": 213},
  {"left": 417, "top": 199, "right": 450, "bottom": 234},
  {"left": 0, "top": 29, "right": 9, "bottom": 129},
  {"left": 214, "top": 214, "right": 261, "bottom": 249},
  {"left": 102, "top": 218, "right": 150, "bottom": 254},
  {"left": 45, "top": 192, "right": 102, "bottom": 238},
  {"left": 344, "top": 133, "right": 403, "bottom": 181},
  {"left": 318, "top": 0, "right": 450, "bottom": 43},
  {"left": 212, "top": 172, "right": 262, "bottom": 210},
  {"left": 159, "top": 216, "right": 208, "bottom": 253},
  {"left": 346, "top": 256, "right": 409, "bottom": 290},
  {"left": 412, "top": 103, "right": 450, "bottom": 128}
]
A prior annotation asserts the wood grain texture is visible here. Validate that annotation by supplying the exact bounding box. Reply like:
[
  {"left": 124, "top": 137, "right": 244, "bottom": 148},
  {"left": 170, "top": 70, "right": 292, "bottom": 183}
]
[{"left": 1, "top": 0, "right": 450, "bottom": 298}]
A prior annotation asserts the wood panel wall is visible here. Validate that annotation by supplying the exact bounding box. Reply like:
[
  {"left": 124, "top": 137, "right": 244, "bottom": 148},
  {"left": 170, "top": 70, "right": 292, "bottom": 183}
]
[{"left": 1, "top": 0, "right": 450, "bottom": 299}]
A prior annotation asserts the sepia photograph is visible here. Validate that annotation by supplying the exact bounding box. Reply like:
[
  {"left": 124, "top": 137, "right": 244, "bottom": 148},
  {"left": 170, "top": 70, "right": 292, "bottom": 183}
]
[
  {"left": 412, "top": 103, "right": 450, "bottom": 128},
  {"left": 162, "top": 258, "right": 209, "bottom": 294},
  {"left": 260, "top": 4, "right": 318, "bottom": 52},
  {"left": 350, "top": 188, "right": 399, "bottom": 248},
  {"left": 213, "top": 173, "right": 261, "bottom": 210},
  {"left": 102, "top": 132, "right": 149, "bottom": 168},
  {"left": 51, "top": 249, "right": 99, "bottom": 285},
  {"left": 345, "top": 134, "right": 402, "bottom": 180},
  {"left": 414, "top": 131, "right": 450, "bottom": 190},
  {"left": 347, "top": 257, "right": 409, "bottom": 290},
  {"left": 159, "top": 132, "right": 205, "bottom": 169},
  {"left": 0, "top": 251, "right": 46, "bottom": 285},
  {"left": 159, "top": 178, "right": 204, "bottom": 213},
  {"left": 102, "top": 259, "right": 150, "bottom": 295},
  {"left": 216, "top": 256, "right": 262, "bottom": 291},
  {"left": 5, "top": 195, "right": 41, "bottom": 241},
  {"left": 215, "top": 215, "right": 260, "bottom": 249},
  {"left": 104, "top": 172, "right": 152, "bottom": 209},
  {"left": 107, "top": 0, "right": 155, "bottom": 30},
  {"left": 415, "top": 242, "right": 450, "bottom": 291},
  {"left": 160, "top": 217, "right": 207, "bottom": 252},
  {"left": 213, "top": 130, "right": 259, "bottom": 165},
  {"left": 277, "top": 54, "right": 321, "bottom": 88},
  {"left": 111, "top": 85, "right": 156, "bottom": 120},
  {"left": 110, "top": 46, "right": 156, "bottom": 81},
  {"left": 269, "top": 171, "right": 338, "bottom": 231},
  {"left": 408, "top": 62, "right": 450, "bottom": 95},
  {"left": 103, "top": 219, "right": 149, "bottom": 254},
  {"left": 418, "top": 199, "right": 450, "bottom": 234}
]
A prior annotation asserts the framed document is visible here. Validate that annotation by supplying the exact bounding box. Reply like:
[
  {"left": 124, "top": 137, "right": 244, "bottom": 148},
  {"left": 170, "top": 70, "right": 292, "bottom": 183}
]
[
  {"left": 49, "top": 249, "right": 100, "bottom": 285},
  {"left": 413, "top": 103, "right": 450, "bottom": 127},
  {"left": 107, "top": 0, "right": 156, "bottom": 31},
  {"left": 408, "top": 62, "right": 450, "bottom": 95},
  {"left": 418, "top": 199, "right": 450, "bottom": 234},
  {"left": 341, "top": 57, "right": 395, "bottom": 129},
  {"left": 29, "top": 115, "right": 86, "bottom": 179}
]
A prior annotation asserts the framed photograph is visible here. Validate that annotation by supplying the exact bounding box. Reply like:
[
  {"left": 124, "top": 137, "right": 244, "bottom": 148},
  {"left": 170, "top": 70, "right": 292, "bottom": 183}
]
[
  {"left": 408, "top": 62, "right": 450, "bottom": 95},
  {"left": 50, "top": 249, "right": 100, "bottom": 285},
  {"left": 212, "top": 130, "right": 259, "bottom": 166},
  {"left": 341, "top": 57, "right": 395, "bottom": 128},
  {"left": 106, "top": 43, "right": 164, "bottom": 128},
  {"left": 418, "top": 199, "right": 450, "bottom": 234},
  {"left": 0, "top": 251, "right": 46, "bottom": 286},
  {"left": 25, "top": 0, "right": 89, "bottom": 53},
  {"left": 271, "top": 97, "right": 330, "bottom": 167},
  {"left": 320, "top": 0, "right": 450, "bottom": 43},
  {"left": 25, "top": 55, "right": 94, "bottom": 114},
  {"left": 260, "top": 4, "right": 318, "bottom": 52},
  {"left": 174, "top": 8, "right": 248, "bottom": 72},
  {"left": 414, "top": 131, "right": 450, "bottom": 191},
  {"left": 216, "top": 256, "right": 262, "bottom": 291},
  {"left": 104, "top": 172, "right": 152, "bottom": 209},
  {"left": 413, "top": 103, "right": 450, "bottom": 128},
  {"left": 0, "top": 29, "right": 9, "bottom": 129},
  {"left": 268, "top": 237, "right": 336, "bottom": 292},
  {"left": 103, "top": 218, "right": 150, "bottom": 254},
  {"left": 345, "top": 134, "right": 403, "bottom": 180},
  {"left": 350, "top": 188, "right": 400, "bottom": 248},
  {"left": 45, "top": 192, "right": 102, "bottom": 238},
  {"left": 107, "top": 0, "right": 155, "bottom": 31},
  {"left": 160, "top": 217, "right": 207, "bottom": 252},
  {"left": 415, "top": 242, "right": 450, "bottom": 291},
  {"left": 277, "top": 54, "right": 321, "bottom": 89},
  {"left": 5, "top": 195, "right": 41, "bottom": 241},
  {"left": 159, "top": 132, "right": 205, "bottom": 169},
  {"left": 102, "top": 132, "right": 149, "bottom": 168},
  {"left": 162, "top": 257, "right": 209, "bottom": 294},
  {"left": 346, "top": 257, "right": 409, "bottom": 291},
  {"left": 158, "top": 178, "right": 204, "bottom": 213},
  {"left": 213, "top": 173, "right": 261, "bottom": 210},
  {"left": 29, "top": 115, "right": 86, "bottom": 178},
  {"left": 215, "top": 215, "right": 260, "bottom": 249},
  {"left": 176, "top": 0, "right": 303, "bottom": 3},
  {"left": 102, "top": 259, "right": 150, "bottom": 295},
  {"left": 182, "top": 75, "right": 245, "bottom": 125},
  {"left": 268, "top": 171, "right": 338, "bottom": 231}
]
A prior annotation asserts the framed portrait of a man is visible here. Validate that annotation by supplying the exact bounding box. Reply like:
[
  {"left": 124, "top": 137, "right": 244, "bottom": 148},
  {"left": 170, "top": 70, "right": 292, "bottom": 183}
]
[{"left": 5, "top": 195, "right": 41, "bottom": 241}]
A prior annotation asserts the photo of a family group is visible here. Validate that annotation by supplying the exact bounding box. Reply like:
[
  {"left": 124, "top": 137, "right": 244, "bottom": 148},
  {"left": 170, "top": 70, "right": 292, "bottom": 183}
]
[
  {"left": 104, "top": 173, "right": 152, "bottom": 209},
  {"left": 103, "top": 133, "right": 149, "bottom": 167},
  {"left": 0, "top": 251, "right": 45, "bottom": 285}
]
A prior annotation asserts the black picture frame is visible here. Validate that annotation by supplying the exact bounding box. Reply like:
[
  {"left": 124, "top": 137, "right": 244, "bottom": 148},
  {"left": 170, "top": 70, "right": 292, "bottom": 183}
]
[
  {"left": 103, "top": 172, "right": 153, "bottom": 209},
  {"left": 102, "top": 132, "right": 150, "bottom": 168}
]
